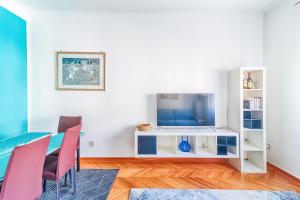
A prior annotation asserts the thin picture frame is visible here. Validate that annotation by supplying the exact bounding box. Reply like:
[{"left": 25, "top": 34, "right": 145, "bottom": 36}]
[{"left": 56, "top": 51, "right": 106, "bottom": 91}]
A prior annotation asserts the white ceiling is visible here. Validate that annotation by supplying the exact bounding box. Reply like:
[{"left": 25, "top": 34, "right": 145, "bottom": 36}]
[{"left": 13, "top": 0, "right": 283, "bottom": 12}]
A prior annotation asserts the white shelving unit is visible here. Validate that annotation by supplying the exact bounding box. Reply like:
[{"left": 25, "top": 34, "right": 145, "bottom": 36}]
[
  {"left": 135, "top": 128, "right": 239, "bottom": 160},
  {"left": 228, "top": 67, "right": 267, "bottom": 173}
]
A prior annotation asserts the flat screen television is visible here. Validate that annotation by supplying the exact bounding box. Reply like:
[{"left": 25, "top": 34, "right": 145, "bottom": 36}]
[{"left": 157, "top": 93, "right": 215, "bottom": 127}]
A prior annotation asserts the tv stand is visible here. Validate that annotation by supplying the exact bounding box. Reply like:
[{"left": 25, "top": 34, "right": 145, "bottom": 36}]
[{"left": 135, "top": 127, "right": 239, "bottom": 159}]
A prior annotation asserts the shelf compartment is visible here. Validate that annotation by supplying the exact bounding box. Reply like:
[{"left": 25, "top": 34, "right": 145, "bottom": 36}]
[
  {"left": 244, "top": 132, "right": 263, "bottom": 151},
  {"left": 196, "top": 136, "right": 217, "bottom": 155},
  {"left": 243, "top": 70, "right": 264, "bottom": 90},
  {"left": 157, "top": 136, "right": 177, "bottom": 156},
  {"left": 243, "top": 151, "right": 265, "bottom": 173},
  {"left": 243, "top": 160, "right": 265, "bottom": 173},
  {"left": 195, "top": 136, "right": 238, "bottom": 156},
  {"left": 243, "top": 91, "right": 263, "bottom": 100}
]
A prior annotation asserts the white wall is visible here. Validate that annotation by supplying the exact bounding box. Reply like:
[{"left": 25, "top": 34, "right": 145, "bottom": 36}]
[
  {"left": 264, "top": 0, "right": 300, "bottom": 178},
  {"left": 27, "top": 11, "right": 263, "bottom": 157}
]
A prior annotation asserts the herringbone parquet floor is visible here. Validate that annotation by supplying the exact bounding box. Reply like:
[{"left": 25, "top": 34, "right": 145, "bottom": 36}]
[{"left": 81, "top": 159, "right": 300, "bottom": 200}]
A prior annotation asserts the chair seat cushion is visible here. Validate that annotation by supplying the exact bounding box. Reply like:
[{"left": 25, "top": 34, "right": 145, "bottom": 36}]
[{"left": 43, "top": 156, "right": 58, "bottom": 180}]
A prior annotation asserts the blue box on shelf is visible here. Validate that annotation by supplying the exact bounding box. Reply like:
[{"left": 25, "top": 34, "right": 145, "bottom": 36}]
[
  {"left": 243, "top": 119, "right": 262, "bottom": 129},
  {"left": 252, "top": 120, "right": 262, "bottom": 129},
  {"left": 138, "top": 136, "right": 157, "bottom": 155},
  {"left": 243, "top": 111, "right": 252, "bottom": 119},
  {"left": 226, "top": 136, "right": 236, "bottom": 146},
  {"left": 243, "top": 100, "right": 250, "bottom": 109},
  {"left": 217, "top": 136, "right": 237, "bottom": 155},
  {"left": 217, "top": 136, "right": 227, "bottom": 145},
  {"left": 217, "top": 145, "right": 227, "bottom": 155},
  {"left": 243, "top": 119, "right": 252, "bottom": 129}
]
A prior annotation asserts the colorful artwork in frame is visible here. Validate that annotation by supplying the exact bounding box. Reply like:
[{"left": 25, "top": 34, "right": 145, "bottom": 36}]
[{"left": 57, "top": 51, "right": 105, "bottom": 90}]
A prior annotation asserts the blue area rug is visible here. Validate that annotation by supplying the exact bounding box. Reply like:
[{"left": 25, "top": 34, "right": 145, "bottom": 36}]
[
  {"left": 42, "top": 169, "right": 118, "bottom": 200},
  {"left": 130, "top": 189, "right": 300, "bottom": 200}
]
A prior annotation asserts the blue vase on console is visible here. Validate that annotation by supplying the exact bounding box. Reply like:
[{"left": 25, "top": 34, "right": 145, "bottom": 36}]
[{"left": 179, "top": 136, "right": 191, "bottom": 152}]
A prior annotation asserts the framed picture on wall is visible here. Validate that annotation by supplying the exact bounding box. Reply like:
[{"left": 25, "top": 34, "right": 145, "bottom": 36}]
[{"left": 57, "top": 51, "right": 105, "bottom": 90}]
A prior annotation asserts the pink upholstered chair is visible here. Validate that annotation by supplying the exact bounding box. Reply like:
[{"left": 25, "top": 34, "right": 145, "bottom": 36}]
[
  {"left": 0, "top": 136, "right": 50, "bottom": 200},
  {"left": 58, "top": 116, "right": 82, "bottom": 133},
  {"left": 43, "top": 124, "right": 82, "bottom": 199},
  {"left": 57, "top": 116, "right": 82, "bottom": 171}
]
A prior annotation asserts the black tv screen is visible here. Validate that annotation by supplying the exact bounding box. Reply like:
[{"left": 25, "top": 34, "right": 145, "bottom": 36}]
[{"left": 157, "top": 93, "right": 215, "bottom": 127}]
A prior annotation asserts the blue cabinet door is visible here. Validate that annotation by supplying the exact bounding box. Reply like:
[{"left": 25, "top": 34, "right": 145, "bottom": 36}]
[
  {"left": 138, "top": 136, "right": 157, "bottom": 155},
  {"left": 217, "top": 136, "right": 227, "bottom": 145},
  {"left": 227, "top": 136, "right": 237, "bottom": 146},
  {"left": 217, "top": 145, "right": 227, "bottom": 155}
]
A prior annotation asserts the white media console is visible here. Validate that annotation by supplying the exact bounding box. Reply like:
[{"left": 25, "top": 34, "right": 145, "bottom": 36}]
[{"left": 135, "top": 127, "right": 239, "bottom": 159}]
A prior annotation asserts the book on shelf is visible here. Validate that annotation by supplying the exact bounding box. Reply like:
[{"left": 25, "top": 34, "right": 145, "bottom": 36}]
[{"left": 244, "top": 97, "right": 263, "bottom": 110}]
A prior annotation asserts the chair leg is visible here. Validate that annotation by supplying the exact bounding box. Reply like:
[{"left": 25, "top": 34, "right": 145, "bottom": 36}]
[
  {"left": 56, "top": 179, "right": 60, "bottom": 200},
  {"left": 43, "top": 179, "right": 46, "bottom": 192},
  {"left": 68, "top": 169, "right": 72, "bottom": 187},
  {"left": 76, "top": 148, "right": 80, "bottom": 172},
  {"left": 64, "top": 173, "right": 67, "bottom": 187},
  {"left": 72, "top": 167, "right": 76, "bottom": 195}
]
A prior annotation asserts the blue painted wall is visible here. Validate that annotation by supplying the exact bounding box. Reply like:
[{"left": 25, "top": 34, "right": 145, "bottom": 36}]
[{"left": 0, "top": 6, "right": 27, "bottom": 140}]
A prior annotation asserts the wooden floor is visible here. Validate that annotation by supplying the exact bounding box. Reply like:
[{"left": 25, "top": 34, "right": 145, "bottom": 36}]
[{"left": 81, "top": 158, "right": 300, "bottom": 200}]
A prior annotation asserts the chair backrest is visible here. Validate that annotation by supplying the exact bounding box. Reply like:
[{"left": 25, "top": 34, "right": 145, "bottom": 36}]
[
  {"left": 57, "top": 116, "right": 82, "bottom": 133},
  {"left": 0, "top": 136, "right": 50, "bottom": 200},
  {"left": 57, "top": 124, "right": 82, "bottom": 178}
]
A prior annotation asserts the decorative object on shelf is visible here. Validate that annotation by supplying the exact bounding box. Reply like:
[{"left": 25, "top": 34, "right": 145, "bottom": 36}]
[
  {"left": 246, "top": 72, "right": 253, "bottom": 89},
  {"left": 179, "top": 136, "right": 191, "bottom": 152},
  {"left": 57, "top": 51, "right": 105, "bottom": 90},
  {"left": 243, "top": 100, "right": 250, "bottom": 109},
  {"left": 243, "top": 75, "right": 248, "bottom": 89},
  {"left": 244, "top": 97, "right": 263, "bottom": 110},
  {"left": 137, "top": 123, "right": 152, "bottom": 131},
  {"left": 217, "top": 136, "right": 227, "bottom": 155}
]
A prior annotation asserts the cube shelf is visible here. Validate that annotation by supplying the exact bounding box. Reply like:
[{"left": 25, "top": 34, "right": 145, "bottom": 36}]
[
  {"left": 228, "top": 67, "right": 266, "bottom": 173},
  {"left": 135, "top": 128, "right": 239, "bottom": 158}
]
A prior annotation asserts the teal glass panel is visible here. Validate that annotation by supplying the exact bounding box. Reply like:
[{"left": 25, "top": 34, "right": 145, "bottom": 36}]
[
  {"left": 0, "top": 7, "right": 27, "bottom": 140},
  {"left": 0, "top": 132, "right": 85, "bottom": 181}
]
